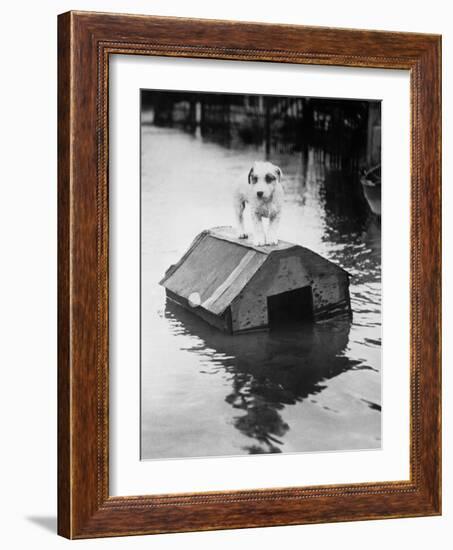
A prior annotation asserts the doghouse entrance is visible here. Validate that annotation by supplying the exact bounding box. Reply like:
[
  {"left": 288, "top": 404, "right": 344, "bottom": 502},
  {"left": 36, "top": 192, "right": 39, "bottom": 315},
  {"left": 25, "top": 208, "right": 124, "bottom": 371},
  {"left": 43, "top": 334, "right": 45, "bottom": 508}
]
[{"left": 267, "top": 287, "right": 314, "bottom": 328}]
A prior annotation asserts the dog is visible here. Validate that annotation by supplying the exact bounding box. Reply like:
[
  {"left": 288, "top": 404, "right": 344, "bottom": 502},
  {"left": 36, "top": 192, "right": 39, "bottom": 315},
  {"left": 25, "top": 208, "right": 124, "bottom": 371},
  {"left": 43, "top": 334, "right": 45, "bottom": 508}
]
[{"left": 234, "top": 161, "right": 284, "bottom": 246}]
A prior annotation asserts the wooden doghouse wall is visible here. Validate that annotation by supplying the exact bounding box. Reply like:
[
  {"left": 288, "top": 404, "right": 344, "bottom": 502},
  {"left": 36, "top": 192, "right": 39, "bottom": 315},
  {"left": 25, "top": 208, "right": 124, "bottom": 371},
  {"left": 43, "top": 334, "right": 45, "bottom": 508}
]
[
  {"left": 165, "top": 290, "right": 233, "bottom": 332},
  {"left": 230, "top": 251, "right": 349, "bottom": 332},
  {"left": 312, "top": 274, "right": 351, "bottom": 320}
]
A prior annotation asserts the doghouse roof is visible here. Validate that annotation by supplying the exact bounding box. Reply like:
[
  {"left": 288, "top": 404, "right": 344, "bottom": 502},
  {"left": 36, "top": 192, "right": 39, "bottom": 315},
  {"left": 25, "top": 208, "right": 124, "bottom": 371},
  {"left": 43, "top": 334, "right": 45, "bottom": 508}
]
[{"left": 160, "top": 226, "right": 349, "bottom": 316}]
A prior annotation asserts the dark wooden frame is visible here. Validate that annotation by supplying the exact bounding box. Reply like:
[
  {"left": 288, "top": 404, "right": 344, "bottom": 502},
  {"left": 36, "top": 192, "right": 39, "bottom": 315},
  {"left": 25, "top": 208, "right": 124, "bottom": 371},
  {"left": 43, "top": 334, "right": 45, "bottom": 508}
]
[{"left": 58, "top": 10, "right": 442, "bottom": 539}]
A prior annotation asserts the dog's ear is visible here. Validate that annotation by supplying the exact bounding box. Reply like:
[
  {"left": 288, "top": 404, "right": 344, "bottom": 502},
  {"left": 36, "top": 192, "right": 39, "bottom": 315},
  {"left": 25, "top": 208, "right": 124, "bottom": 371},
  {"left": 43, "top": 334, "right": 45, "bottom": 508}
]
[
  {"left": 248, "top": 167, "right": 254, "bottom": 184},
  {"left": 275, "top": 166, "right": 283, "bottom": 181}
]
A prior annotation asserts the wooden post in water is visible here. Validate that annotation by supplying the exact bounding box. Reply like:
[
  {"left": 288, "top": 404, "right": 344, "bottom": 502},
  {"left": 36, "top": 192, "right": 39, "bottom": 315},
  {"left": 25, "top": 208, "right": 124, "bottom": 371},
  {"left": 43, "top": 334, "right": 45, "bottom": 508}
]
[
  {"left": 367, "top": 102, "right": 381, "bottom": 166},
  {"left": 264, "top": 96, "right": 271, "bottom": 159}
]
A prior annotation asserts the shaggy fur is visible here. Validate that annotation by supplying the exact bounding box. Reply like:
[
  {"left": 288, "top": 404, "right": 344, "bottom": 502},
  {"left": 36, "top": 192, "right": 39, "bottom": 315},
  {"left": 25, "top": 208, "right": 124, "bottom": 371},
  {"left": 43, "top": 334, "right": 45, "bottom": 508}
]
[{"left": 234, "top": 161, "right": 284, "bottom": 246}]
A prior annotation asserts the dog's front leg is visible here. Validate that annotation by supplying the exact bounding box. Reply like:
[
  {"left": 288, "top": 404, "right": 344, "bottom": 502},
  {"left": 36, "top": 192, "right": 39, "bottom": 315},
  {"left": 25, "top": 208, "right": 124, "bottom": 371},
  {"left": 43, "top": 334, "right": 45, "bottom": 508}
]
[
  {"left": 234, "top": 199, "right": 248, "bottom": 239},
  {"left": 251, "top": 212, "right": 266, "bottom": 246},
  {"left": 267, "top": 212, "right": 281, "bottom": 245}
]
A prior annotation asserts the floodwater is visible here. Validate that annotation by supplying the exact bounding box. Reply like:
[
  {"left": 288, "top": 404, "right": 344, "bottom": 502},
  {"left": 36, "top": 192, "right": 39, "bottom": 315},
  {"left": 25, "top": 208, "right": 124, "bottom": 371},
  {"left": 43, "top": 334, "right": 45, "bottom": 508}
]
[{"left": 141, "top": 125, "right": 381, "bottom": 459}]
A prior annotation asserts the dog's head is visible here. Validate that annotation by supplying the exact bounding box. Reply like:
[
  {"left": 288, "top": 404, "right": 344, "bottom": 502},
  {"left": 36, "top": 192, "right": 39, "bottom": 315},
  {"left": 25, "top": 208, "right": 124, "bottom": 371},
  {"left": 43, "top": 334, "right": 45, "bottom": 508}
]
[{"left": 248, "top": 161, "right": 282, "bottom": 201}]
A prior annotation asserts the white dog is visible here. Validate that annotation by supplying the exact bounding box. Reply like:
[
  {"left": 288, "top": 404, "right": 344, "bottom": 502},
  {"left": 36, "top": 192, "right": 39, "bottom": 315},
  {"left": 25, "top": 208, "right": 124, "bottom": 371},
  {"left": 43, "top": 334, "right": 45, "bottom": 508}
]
[{"left": 234, "top": 161, "right": 284, "bottom": 246}]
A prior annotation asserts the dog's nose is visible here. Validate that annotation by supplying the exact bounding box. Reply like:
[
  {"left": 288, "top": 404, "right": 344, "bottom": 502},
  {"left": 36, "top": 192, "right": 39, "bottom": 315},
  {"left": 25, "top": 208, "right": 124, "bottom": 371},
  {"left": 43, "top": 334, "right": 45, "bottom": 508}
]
[{"left": 257, "top": 191, "right": 264, "bottom": 198}]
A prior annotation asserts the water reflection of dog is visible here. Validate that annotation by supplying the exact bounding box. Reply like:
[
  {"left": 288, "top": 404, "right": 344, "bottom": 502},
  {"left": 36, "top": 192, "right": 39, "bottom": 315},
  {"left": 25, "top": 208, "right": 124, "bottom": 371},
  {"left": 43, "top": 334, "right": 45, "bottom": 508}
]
[{"left": 164, "top": 299, "right": 354, "bottom": 455}]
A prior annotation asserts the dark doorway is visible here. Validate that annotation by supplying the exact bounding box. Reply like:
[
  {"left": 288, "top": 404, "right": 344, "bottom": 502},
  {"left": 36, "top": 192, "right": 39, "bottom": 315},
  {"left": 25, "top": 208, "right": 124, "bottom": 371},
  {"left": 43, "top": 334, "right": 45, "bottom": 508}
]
[{"left": 267, "top": 287, "right": 314, "bottom": 328}]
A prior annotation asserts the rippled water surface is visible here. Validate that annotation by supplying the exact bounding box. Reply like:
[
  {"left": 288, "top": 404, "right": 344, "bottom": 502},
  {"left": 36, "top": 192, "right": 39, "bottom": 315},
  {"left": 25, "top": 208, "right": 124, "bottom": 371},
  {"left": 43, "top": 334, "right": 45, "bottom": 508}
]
[{"left": 141, "top": 126, "right": 381, "bottom": 459}]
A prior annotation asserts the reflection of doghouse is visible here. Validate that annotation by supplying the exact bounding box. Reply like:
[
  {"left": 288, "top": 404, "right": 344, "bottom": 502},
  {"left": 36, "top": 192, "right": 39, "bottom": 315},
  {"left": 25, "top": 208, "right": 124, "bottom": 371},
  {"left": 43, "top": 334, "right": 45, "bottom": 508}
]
[
  {"left": 164, "top": 299, "right": 353, "bottom": 454},
  {"left": 160, "top": 226, "right": 351, "bottom": 333}
]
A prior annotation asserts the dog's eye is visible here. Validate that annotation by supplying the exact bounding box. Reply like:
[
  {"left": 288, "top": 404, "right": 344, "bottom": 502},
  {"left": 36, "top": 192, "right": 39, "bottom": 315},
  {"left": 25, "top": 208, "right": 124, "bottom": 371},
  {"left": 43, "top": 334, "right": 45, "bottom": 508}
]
[
  {"left": 265, "top": 174, "right": 276, "bottom": 183},
  {"left": 251, "top": 176, "right": 258, "bottom": 184}
]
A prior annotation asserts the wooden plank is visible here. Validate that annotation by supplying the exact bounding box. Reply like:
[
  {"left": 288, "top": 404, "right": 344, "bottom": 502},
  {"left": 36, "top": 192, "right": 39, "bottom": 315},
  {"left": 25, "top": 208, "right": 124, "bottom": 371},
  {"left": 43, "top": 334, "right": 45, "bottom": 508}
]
[
  {"left": 57, "top": 11, "right": 72, "bottom": 539},
  {"left": 203, "top": 252, "right": 267, "bottom": 315},
  {"left": 166, "top": 290, "right": 232, "bottom": 332},
  {"left": 161, "top": 235, "right": 250, "bottom": 303},
  {"left": 202, "top": 250, "right": 257, "bottom": 310},
  {"left": 209, "top": 225, "right": 295, "bottom": 254}
]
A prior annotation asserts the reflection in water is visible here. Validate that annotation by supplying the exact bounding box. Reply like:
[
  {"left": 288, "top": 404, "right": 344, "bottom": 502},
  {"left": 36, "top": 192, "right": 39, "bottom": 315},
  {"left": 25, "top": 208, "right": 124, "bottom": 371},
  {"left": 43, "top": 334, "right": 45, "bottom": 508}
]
[
  {"left": 141, "top": 124, "right": 381, "bottom": 460},
  {"left": 165, "top": 301, "right": 354, "bottom": 454}
]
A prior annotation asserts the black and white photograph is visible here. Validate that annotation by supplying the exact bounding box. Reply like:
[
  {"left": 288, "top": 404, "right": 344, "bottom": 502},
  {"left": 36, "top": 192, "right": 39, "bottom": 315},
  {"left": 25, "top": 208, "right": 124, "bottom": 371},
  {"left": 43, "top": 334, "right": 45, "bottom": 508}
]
[
  {"left": 1, "top": 1, "right": 446, "bottom": 546},
  {"left": 140, "top": 89, "right": 382, "bottom": 460}
]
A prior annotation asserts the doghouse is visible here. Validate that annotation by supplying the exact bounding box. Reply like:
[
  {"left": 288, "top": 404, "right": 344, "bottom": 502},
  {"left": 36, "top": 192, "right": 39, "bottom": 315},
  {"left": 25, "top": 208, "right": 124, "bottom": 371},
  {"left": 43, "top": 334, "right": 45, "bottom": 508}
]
[{"left": 160, "top": 226, "right": 351, "bottom": 333}]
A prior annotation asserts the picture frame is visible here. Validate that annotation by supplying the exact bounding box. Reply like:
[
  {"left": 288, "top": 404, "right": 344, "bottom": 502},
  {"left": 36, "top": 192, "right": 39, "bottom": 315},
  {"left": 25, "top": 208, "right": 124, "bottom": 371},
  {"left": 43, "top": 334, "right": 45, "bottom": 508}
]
[{"left": 57, "top": 10, "right": 441, "bottom": 539}]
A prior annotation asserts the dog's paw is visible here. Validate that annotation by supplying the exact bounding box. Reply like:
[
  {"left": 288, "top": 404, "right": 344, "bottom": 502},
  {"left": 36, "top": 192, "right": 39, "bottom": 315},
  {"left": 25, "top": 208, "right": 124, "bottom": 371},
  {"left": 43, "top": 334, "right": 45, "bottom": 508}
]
[
  {"left": 267, "top": 238, "right": 279, "bottom": 246},
  {"left": 252, "top": 238, "right": 266, "bottom": 247},
  {"left": 238, "top": 232, "right": 248, "bottom": 239}
]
